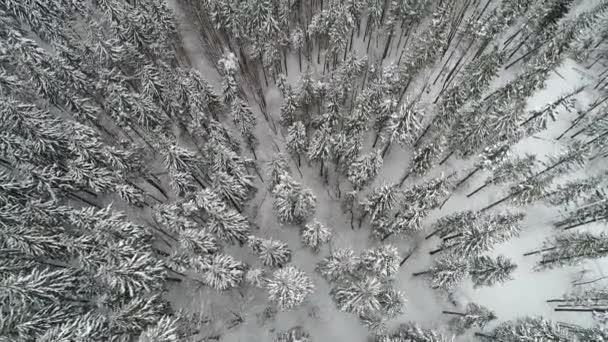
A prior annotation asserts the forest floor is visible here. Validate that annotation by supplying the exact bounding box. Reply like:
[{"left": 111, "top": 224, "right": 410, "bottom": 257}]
[{"left": 166, "top": 1, "right": 608, "bottom": 340}]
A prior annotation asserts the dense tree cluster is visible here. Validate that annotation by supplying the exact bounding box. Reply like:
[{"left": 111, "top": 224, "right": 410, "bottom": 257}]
[{"left": 6, "top": 0, "right": 608, "bottom": 340}]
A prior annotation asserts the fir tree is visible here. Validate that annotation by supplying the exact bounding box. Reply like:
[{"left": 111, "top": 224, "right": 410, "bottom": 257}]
[
  {"left": 469, "top": 255, "right": 517, "bottom": 288},
  {"left": 266, "top": 265, "right": 315, "bottom": 310}
]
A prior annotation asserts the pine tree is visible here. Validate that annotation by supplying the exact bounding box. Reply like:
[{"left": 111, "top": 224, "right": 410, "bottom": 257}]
[
  {"left": 286, "top": 121, "right": 308, "bottom": 166},
  {"left": 276, "top": 326, "right": 311, "bottom": 342},
  {"left": 193, "top": 254, "right": 246, "bottom": 291},
  {"left": 317, "top": 248, "right": 360, "bottom": 282},
  {"left": 469, "top": 255, "right": 517, "bottom": 288},
  {"left": 248, "top": 236, "right": 292, "bottom": 268},
  {"left": 378, "top": 322, "right": 452, "bottom": 342},
  {"left": 382, "top": 99, "right": 424, "bottom": 153},
  {"left": 413, "top": 257, "right": 469, "bottom": 291},
  {"left": 467, "top": 154, "right": 537, "bottom": 198},
  {"left": 272, "top": 172, "right": 317, "bottom": 224},
  {"left": 266, "top": 265, "right": 315, "bottom": 310},
  {"left": 431, "top": 211, "right": 524, "bottom": 258},
  {"left": 360, "top": 244, "right": 400, "bottom": 279},
  {"left": 331, "top": 276, "right": 405, "bottom": 318},
  {"left": 360, "top": 183, "right": 402, "bottom": 224},
  {"left": 553, "top": 189, "right": 608, "bottom": 230},
  {"left": 347, "top": 149, "right": 383, "bottom": 190},
  {"left": 399, "top": 139, "right": 444, "bottom": 185},
  {"left": 444, "top": 302, "right": 496, "bottom": 335},
  {"left": 373, "top": 204, "right": 426, "bottom": 240},
  {"left": 425, "top": 210, "right": 480, "bottom": 240},
  {"left": 267, "top": 154, "right": 291, "bottom": 193},
  {"left": 218, "top": 52, "right": 239, "bottom": 105},
  {"left": 529, "top": 232, "right": 608, "bottom": 270},
  {"left": 301, "top": 220, "right": 333, "bottom": 252},
  {"left": 476, "top": 317, "right": 573, "bottom": 341}
]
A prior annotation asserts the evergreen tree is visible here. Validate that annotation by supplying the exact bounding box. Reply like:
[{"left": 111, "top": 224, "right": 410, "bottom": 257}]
[
  {"left": 272, "top": 172, "right": 317, "bottom": 224},
  {"left": 347, "top": 150, "right": 383, "bottom": 190},
  {"left": 286, "top": 121, "right": 308, "bottom": 166},
  {"left": 378, "top": 322, "right": 452, "bottom": 342},
  {"left": 360, "top": 244, "right": 400, "bottom": 279},
  {"left": 467, "top": 154, "right": 537, "bottom": 198},
  {"left": 413, "top": 257, "right": 469, "bottom": 291},
  {"left": 301, "top": 220, "right": 333, "bottom": 252},
  {"left": 476, "top": 317, "right": 573, "bottom": 341},
  {"left": 267, "top": 154, "right": 291, "bottom": 193},
  {"left": 248, "top": 236, "right": 292, "bottom": 268},
  {"left": 444, "top": 302, "right": 496, "bottom": 335},
  {"left": 317, "top": 248, "right": 360, "bottom": 282},
  {"left": 530, "top": 232, "right": 608, "bottom": 270},
  {"left": 399, "top": 139, "right": 444, "bottom": 185},
  {"left": 553, "top": 189, "right": 608, "bottom": 230},
  {"left": 360, "top": 183, "right": 402, "bottom": 225},
  {"left": 382, "top": 99, "right": 424, "bottom": 153},
  {"left": 266, "top": 265, "right": 315, "bottom": 310},
  {"left": 276, "top": 326, "right": 311, "bottom": 342},
  {"left": 194, "top": 254, "right": 246, "bottom": 291},
  {"left": 469, "top": 255, "right": 517, "bottom": 288},
  {"left": 431, "top": 211, "right": 524, "bottom": 258}
]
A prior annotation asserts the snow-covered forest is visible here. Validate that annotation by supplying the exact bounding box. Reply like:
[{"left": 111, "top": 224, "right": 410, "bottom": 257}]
[{"left": 3, "top": 0, "right": 608, "bottom": 340}]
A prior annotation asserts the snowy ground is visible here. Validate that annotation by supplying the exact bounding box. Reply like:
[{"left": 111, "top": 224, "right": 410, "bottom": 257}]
[{"left": 167, "top": 1, "right": 608, "bottom": 340}]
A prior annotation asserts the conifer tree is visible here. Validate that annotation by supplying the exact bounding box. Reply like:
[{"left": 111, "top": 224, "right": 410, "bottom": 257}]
[
  {"left": 378, "top": 322, "right": 452, "bottom": 342},
  {"left": 476, "top": 317, "right": 573, "bottom": 341},
  {"left": 272, "top": 172, "right": 317, "bottom": 224},
  {"left": 301, "top": 220, "right": 333, "bottom": 252},
  {"left": 317, "top": 248, "right": 360, "bottom": 282},
  {"left": 347, "top": 150, "right": 383, "bottom": 190},
  {"left": 194, "top": 254, "right": 246, "bottom": 291},
  {"left": 360, "top": 244, "right": 400, "bottom": 279},
  {"left": 266, "top": 265, "right": 315, "bottom": 310},
  {"left": 360, "top": 183, "right": 402, "bottom": 225},
  {"left": 267, "top": 154, "right": 291, "bottom": 193},
  {"left": 276, "top": 326, "right": 311, "bottom": 342},
  {"left": 431, "top": 211, "right": 524, "bottom": 258},
  {"left": 286, "top": 121, "right": 308, "bottom": 167},
  {"left": 413, "top": 257, "right": 469, "bottom": 291},
  {"left": 528, "top": 232, "right": 608, "bottom": 270},
  {"left": 444, "top": 303, "right": 496, "bottom": 335},
  {"left": 248, "top": 236, "right": 292, "bottom": 268},
  {"left": 469, "top": 255, "right": 517, "bottom": 288}
]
